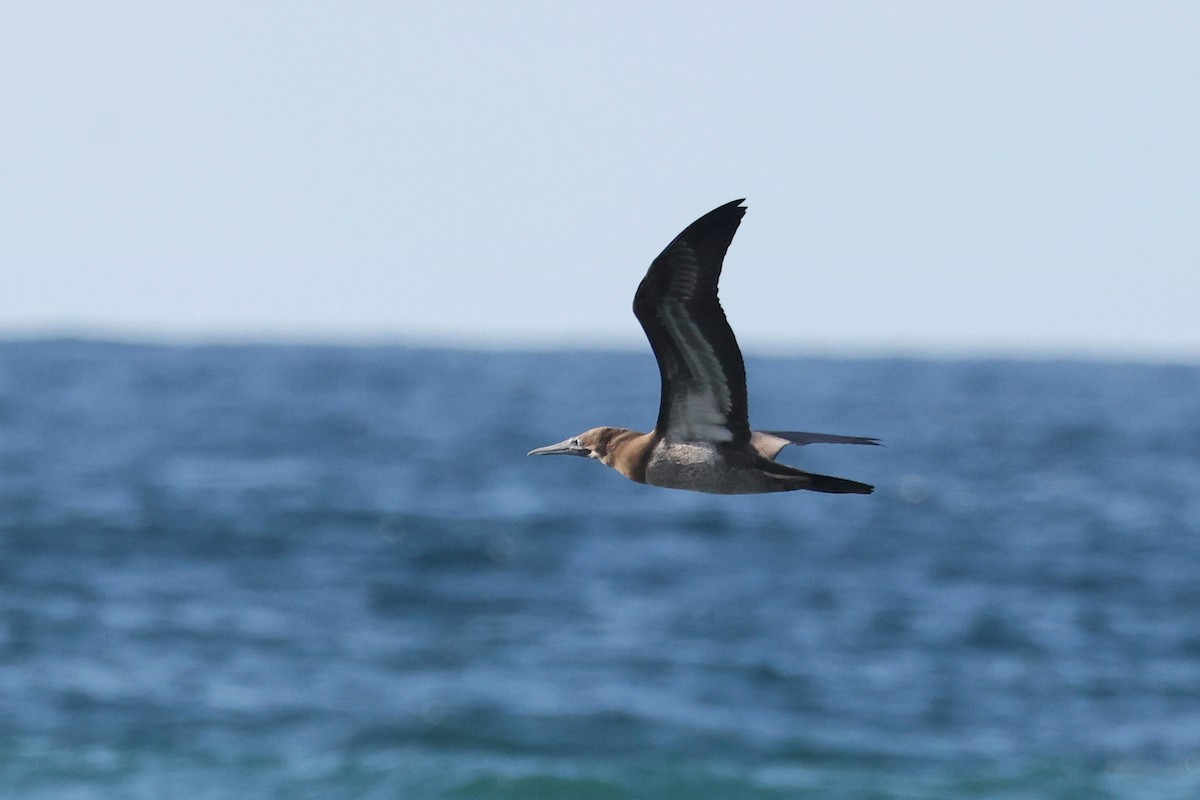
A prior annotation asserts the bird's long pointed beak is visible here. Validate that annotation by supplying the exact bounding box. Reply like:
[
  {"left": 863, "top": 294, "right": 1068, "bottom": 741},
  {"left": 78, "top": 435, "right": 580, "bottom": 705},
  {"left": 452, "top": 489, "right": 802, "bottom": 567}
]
[{"left": 527, "top": 438, "right": 589, "bottom": 457}]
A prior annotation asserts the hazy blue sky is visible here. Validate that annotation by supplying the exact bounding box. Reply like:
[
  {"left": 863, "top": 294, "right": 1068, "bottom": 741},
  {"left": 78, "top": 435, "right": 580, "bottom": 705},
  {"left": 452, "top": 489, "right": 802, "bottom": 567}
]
[{"left": 4, "top": 2, "right": 1198, "bottom": 358}]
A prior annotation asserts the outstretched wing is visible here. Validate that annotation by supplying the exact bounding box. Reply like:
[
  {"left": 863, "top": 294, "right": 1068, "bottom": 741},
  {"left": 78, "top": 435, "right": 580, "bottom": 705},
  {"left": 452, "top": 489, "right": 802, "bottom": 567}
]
[
  {"left": 633, "top": 199, "right": 750, "bottom": 444},
  {"left": 751, "top": 430, "right": 882, "bottom": 461}
]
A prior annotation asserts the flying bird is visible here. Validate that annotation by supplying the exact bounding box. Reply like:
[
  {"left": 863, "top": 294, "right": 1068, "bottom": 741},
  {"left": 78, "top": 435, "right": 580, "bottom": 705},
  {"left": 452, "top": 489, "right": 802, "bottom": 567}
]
[{"left": 529, "top": 199, "right": 878, "bottom": 495}]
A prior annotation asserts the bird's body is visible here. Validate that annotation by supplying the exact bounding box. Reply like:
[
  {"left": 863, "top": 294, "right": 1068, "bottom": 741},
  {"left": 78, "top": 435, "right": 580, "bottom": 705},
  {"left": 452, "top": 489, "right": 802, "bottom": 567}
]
[
  {"left": 529, "top": 200, "right": 877, "bottom": 495},
  {"left": 646, "top": 440, "right": 760, "bottom": 494}
]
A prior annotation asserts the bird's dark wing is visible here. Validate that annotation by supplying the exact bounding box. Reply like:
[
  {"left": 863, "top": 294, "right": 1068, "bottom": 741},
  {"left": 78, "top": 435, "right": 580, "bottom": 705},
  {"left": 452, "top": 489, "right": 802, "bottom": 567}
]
[
  {"left": 633, "top": 199, "right": 750, "bottom": 443},
  {"left": 761, "top": 430, "right": 881, "bottom": 447},
  {"left": 752, "top": 430, "right": 882, "bottom": 461}
]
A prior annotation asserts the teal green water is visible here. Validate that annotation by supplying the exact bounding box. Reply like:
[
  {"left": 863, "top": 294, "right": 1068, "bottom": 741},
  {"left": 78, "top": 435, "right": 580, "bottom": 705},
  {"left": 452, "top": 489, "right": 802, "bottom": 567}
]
[{"left": 1, "top": 341, "right": 1198, "bottom": 798}]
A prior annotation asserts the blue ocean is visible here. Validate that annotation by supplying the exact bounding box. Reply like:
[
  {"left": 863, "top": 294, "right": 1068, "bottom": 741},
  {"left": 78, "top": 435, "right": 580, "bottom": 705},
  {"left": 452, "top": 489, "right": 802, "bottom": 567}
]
[{"left": 2, "top": 340, "right": 1198, "bottom": 799}]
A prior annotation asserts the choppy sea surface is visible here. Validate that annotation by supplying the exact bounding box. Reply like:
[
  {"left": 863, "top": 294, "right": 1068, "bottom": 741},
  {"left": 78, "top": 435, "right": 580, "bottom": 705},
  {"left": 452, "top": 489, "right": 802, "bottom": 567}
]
[{"left": 1, "top": 340, "right": 1199, "bottom": 799}]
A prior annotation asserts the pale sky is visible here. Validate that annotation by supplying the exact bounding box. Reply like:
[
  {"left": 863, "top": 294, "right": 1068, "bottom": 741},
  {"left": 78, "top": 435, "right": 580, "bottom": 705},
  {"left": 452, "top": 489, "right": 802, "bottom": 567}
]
[{"left": 4, "top": 2, "right": 1198, "bottom": 359}]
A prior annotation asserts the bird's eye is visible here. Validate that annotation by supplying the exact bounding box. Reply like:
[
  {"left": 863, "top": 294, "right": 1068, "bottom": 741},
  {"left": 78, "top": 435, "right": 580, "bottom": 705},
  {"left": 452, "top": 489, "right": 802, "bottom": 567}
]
[{"left": 572, "top": 438, "right": 582, "bottom": 447}]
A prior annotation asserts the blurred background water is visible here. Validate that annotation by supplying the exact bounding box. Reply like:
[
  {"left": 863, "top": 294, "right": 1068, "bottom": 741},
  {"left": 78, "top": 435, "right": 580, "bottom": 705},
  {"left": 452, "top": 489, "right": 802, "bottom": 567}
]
[{"left": 1, "top": 340, "right": 1198, "bottom": 799}]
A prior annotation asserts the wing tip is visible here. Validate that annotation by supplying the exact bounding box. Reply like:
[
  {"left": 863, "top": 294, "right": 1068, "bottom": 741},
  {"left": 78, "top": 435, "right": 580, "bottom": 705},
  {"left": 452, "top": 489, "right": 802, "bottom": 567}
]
[
  {"left": 722, "top": 198, "right": 748, "bottom": 216},
  {"left": 761, "top": 430, "right": 883, "bottom": 448}
]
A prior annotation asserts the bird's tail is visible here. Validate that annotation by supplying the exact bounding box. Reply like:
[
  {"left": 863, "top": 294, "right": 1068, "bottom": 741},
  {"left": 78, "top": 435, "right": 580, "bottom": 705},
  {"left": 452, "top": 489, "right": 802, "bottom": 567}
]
[
  {"left": 801, "top": 471, "right": 874, "bottom": 494},
  {"left": 756, "top": 457, "right": 874, "bottom": 494}
]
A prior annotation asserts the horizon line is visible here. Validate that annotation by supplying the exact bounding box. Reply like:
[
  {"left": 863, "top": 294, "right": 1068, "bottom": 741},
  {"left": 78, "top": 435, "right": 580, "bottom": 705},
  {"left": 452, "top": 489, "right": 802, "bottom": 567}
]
[{"left": 2, "top": 326, "right": 1198, "bottom": 367}]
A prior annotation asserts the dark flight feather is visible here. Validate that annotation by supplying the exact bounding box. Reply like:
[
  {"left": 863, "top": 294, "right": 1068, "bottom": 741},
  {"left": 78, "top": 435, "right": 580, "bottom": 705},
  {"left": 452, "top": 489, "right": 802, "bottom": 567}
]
[{"left": 633, "top": 199, "right": 750, "bottom": 443}]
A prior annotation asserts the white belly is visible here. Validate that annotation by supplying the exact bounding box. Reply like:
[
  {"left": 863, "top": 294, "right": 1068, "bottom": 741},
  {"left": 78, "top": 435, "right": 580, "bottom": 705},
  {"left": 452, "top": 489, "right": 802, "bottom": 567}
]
[{"left": 643, "top": 442, "right": 766, "bottom": 494}]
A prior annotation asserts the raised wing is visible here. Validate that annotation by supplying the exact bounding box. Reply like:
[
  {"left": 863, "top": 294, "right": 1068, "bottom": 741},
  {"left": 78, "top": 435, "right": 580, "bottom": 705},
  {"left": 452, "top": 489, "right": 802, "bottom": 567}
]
[{"left": 633, "top": 199, "right": 750, "bottom": 443}]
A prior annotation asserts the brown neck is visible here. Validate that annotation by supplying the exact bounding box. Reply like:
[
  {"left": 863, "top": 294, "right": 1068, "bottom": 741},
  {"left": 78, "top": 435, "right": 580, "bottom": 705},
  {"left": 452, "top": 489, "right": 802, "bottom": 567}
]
[{"left": 604, "top": 430, "right": 658, "bottom": 484}]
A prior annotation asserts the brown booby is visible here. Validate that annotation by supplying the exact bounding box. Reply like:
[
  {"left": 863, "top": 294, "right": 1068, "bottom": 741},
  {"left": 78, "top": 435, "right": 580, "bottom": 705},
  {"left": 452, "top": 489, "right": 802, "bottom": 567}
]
[{"left": 529, "top": 199, "right": 878, "bottom": 495}]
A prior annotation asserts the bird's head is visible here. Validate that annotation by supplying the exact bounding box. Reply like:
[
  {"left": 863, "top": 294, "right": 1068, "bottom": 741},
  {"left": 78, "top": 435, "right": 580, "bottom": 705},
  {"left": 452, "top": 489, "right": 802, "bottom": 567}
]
[{"left": 527, "top": 427, "right": 628, "bottom": 464}]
